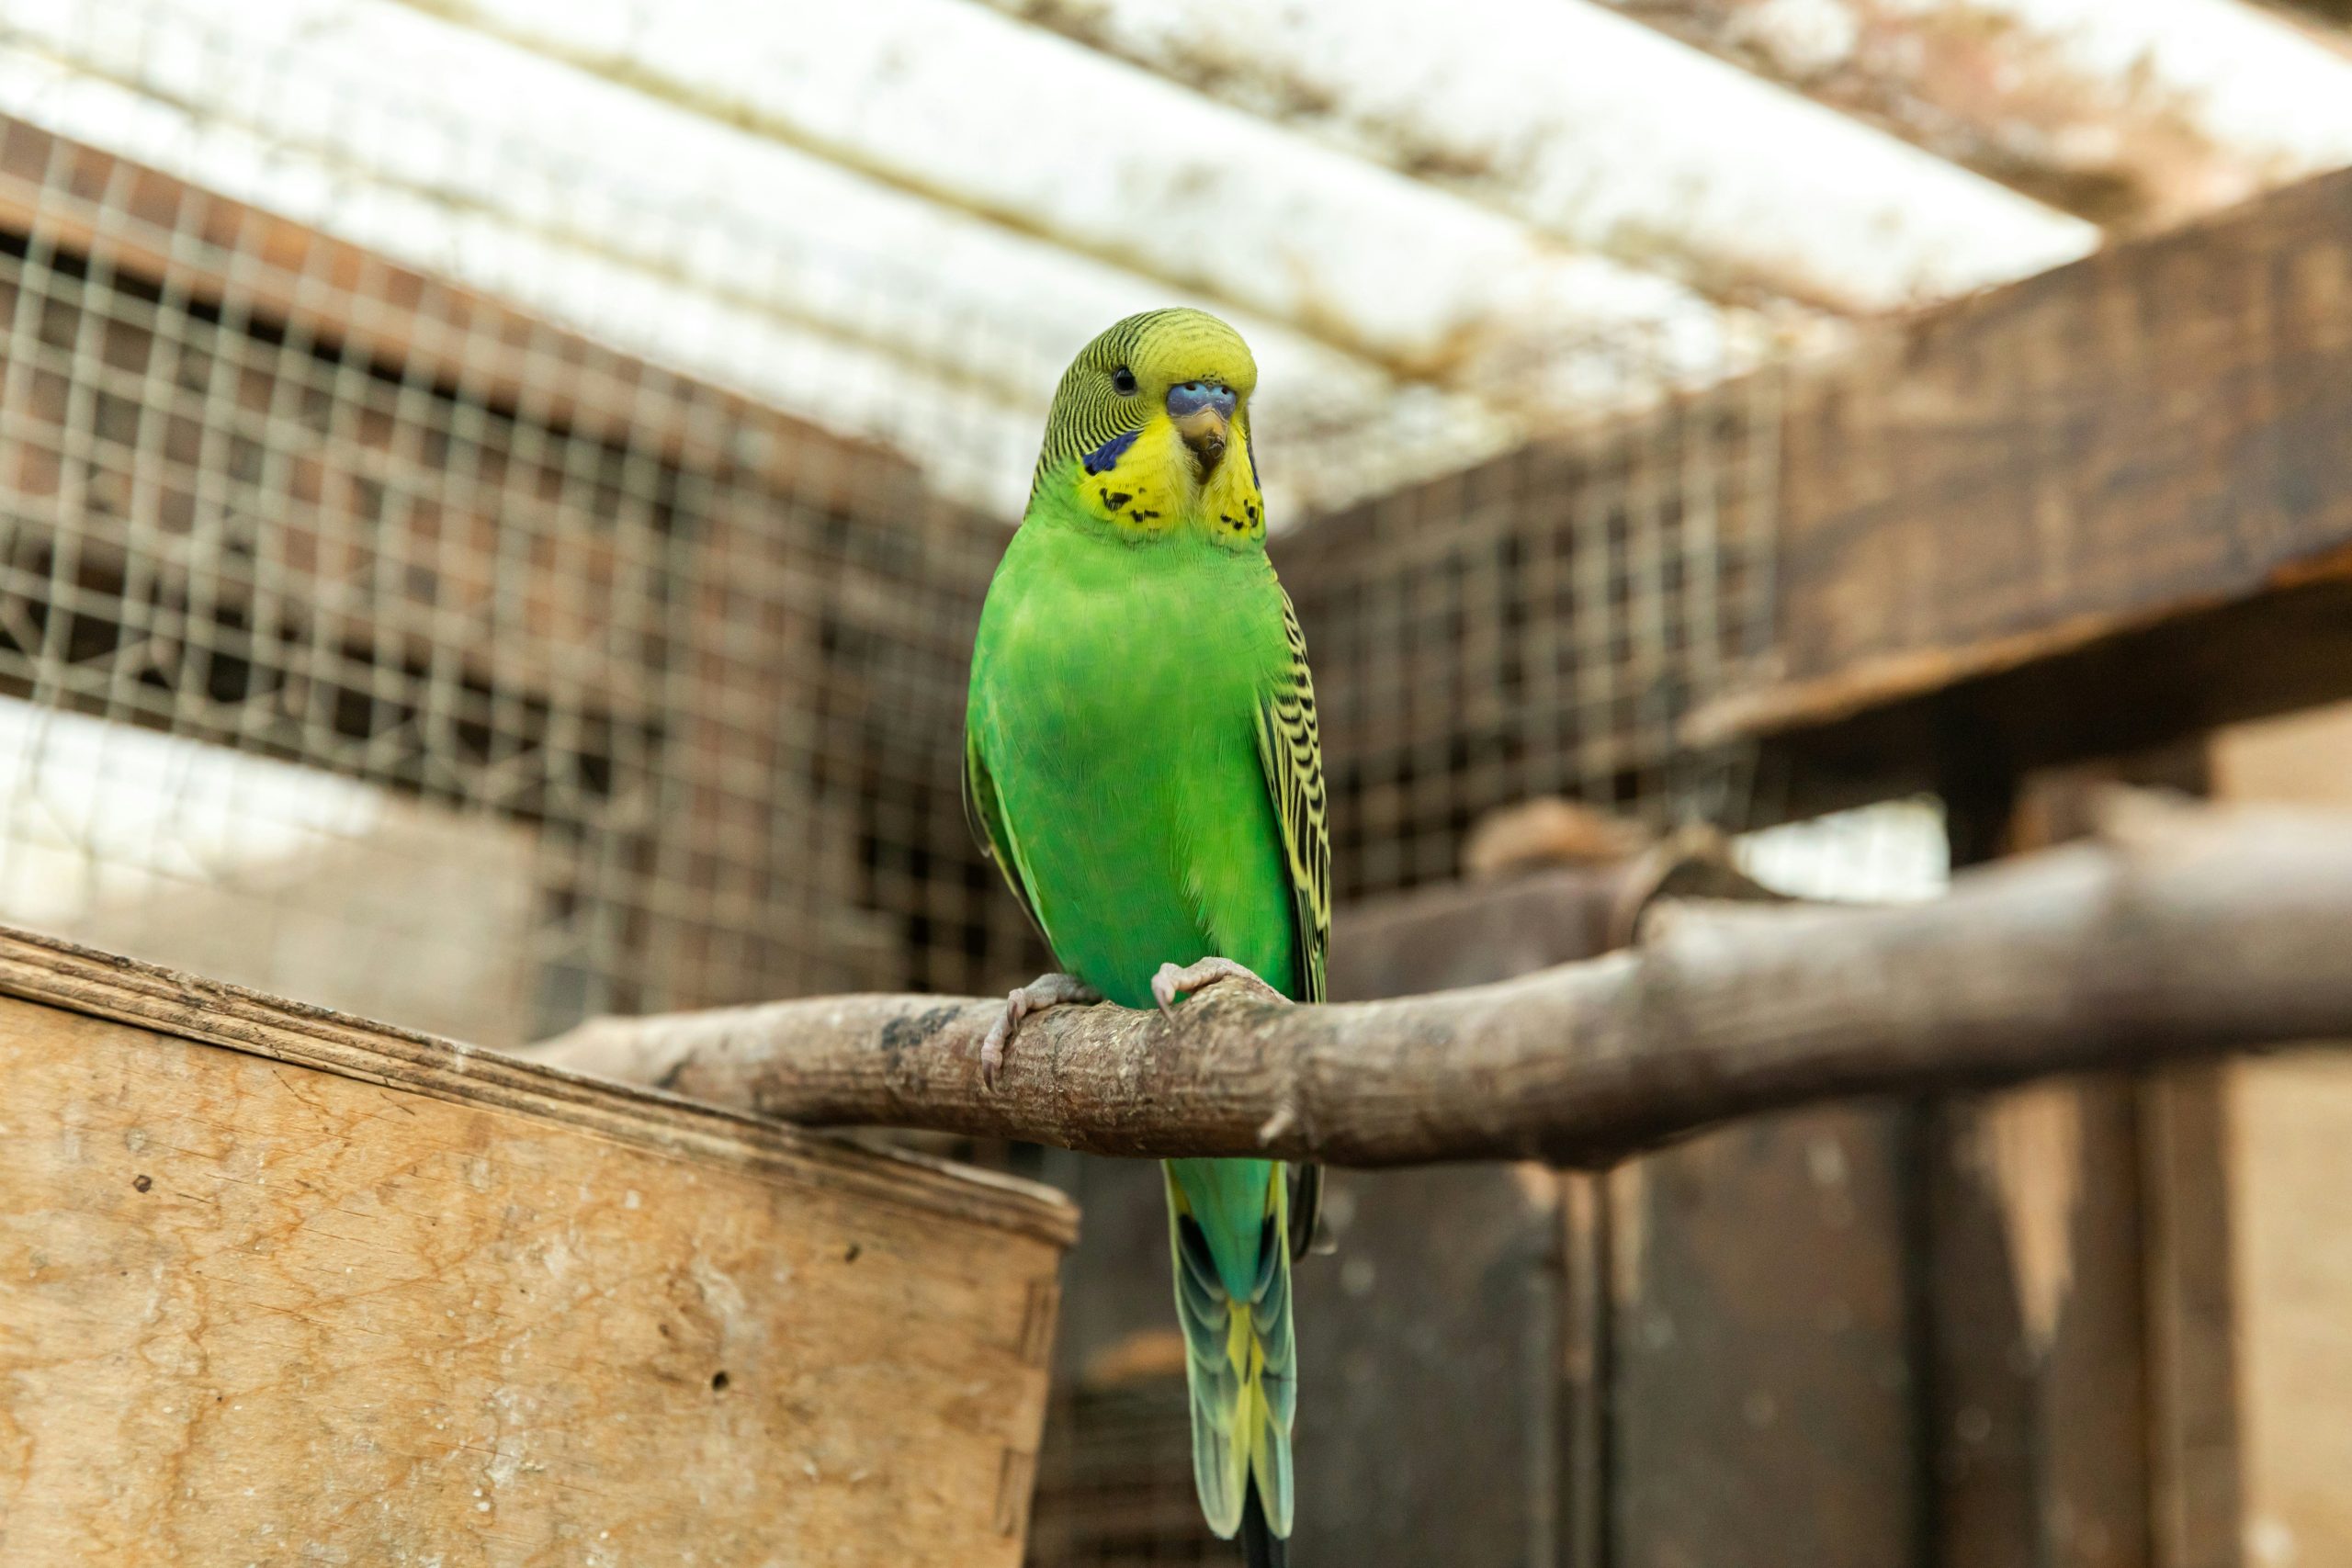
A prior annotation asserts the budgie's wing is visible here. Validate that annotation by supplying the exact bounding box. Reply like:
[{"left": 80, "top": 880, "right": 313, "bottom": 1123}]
[
  {"left": 963, "top": 724, "right": 1049, "bottom": 948},
  {"left": 1253, "top": 590, "right": 1329, "bottom": 1265},
  {"left": 1253, "top": 590, "right": 1329, "bottom": 1005}
]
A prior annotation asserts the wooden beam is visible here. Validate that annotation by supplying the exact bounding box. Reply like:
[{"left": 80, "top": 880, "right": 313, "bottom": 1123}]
[
  {"left": 975, "top": 0, "right": 2091, "bottom": 315},
  {"left": 2264, "top": 1, "right": 2352, "bottom": 33},
  {"left": 1688, "top": 166, "right": 2352, "bottom": 813},
  {"left": 1597, "top": 1, "right": 2296, "bottom": 231}
]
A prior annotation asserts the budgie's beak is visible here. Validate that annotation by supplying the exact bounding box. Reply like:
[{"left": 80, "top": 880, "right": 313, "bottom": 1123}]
[{"left": 1166, "top": 379, "right": 1236, "bottom": 479}]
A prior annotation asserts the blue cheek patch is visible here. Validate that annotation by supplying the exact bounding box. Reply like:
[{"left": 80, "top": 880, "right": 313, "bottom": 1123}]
[{"left": 1082, "top": 429, "right": 1138, "bottom": 475}]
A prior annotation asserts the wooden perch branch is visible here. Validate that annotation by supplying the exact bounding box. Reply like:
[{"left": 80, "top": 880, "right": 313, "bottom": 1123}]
[{"left": 523, "top": 798, "right": 2352, "bottom": 1168}]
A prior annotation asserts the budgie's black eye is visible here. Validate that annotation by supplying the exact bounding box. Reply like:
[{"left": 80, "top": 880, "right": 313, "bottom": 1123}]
[{"left": 1111, "top": 366, "right": 1138, "bottom": 397}]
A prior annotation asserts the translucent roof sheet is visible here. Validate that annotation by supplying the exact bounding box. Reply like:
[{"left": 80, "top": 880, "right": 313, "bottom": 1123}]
[{"left": 6, "top": 0, "right": 2349, "bottom": 514}]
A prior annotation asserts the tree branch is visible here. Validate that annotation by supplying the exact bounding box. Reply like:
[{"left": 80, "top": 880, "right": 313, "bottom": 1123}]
[{"left": 521, "top": 796, "right": 2352, "bottom": 1168}]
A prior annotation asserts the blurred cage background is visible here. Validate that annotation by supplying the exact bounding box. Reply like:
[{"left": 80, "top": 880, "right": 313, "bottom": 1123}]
[
  {"left": 25, "top": 1, "right": 2352, "bottom": 1565},
  {"left": 0, "top": 0, "right": 1852, "bottom": 1056}
]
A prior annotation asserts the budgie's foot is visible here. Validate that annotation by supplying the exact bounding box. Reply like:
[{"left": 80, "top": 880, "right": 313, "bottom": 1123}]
[
  {"left": 982, "top": 972, "right": 1102, "bottom": 1088},
  {"left": 1149, "top": 956, "right": 1289, "bottom": 1021}
]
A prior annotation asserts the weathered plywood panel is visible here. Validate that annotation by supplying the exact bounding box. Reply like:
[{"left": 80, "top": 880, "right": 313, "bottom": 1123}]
[
  {"left": 2227, "top": 1050, "right": 2352, "bottom": 1568},
  {"left": 1292, "top": 1163, "right": 1566, "bottom": 1567},
  {"left": 1729, "top": 166, "right": 2352, "bottom": 739},
  {"left": 0, "top": 930, "right": 1073, "bottom": 1568},
  {"left": 2212, "top": 701, "right": 2352, "bottom": 1568},
  {"left": 1610, "top": 1106, "right": 1919, "bottom": 1568},
  {"left": 1922, "top": 1082, "right": 2156, "bottom": 1568}
]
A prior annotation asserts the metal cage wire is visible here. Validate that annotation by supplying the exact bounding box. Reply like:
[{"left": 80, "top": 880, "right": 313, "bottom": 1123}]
[
  {"left": 0, "top": 1, "right": 1784, "bottom": 1049},
  {"left": 0, "top": 9, "right": 1823, "bottom": 1568}
]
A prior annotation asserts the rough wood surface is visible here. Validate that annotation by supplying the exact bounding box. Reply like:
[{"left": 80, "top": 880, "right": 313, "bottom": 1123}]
[
  {"left": 1600, "top": 1, "right": 2280, "bottom": 230},
  {"left": 2141, "top": 1066, "right": 2244, "bottom": 1568},
  {"left": 1610, "top": 1108, "right": 1920, "bottom": 1568},
  {"left": 2212, "top": 700, "right": 2352, "bottom": 1568},
  {"left": 1325, "top": 830, "right": 1776, "bottom": 1002},
  {"left": 2227, "top": 1049, "right": 2352, "bottom": 1568},
  {"left": 1922, "top": 1080, "right": 2157, "bottom": 1568},
  {"left": 0, "top": 117, "right": 905, "bottom": 513},
  {"left": 1683, "top": 167, "right": 2352, "bottom": 808},
  {"left": 0, "top": 927, "right": 1074, "bottom": 1247},
  {"left": 1912, "top": 759, "right": 2223, "bottom": 1568},
  {"left": 0, "top": 943, "right": 1073, "bottom": 1567},
  {"left": 527, "top": 799, "right": 2352, "bottom": 1168}
]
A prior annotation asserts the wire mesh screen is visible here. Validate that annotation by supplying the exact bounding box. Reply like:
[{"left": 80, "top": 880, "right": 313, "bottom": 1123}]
[
  {"left": 0, "top": 16, "right": 1792, "bottom": 1568},
  {"left": 1283, "top": 374, "right": 1781, "bottom": 902},
  {"left": 0, "top": 118, "right": 1041, "bottom": 1043},
  {"left": 0, "top": 105, "right": 1782, "bottom": 1057},
  {"left": 1027, "top": 1382, "right": 1229, "bottom": 1568}
]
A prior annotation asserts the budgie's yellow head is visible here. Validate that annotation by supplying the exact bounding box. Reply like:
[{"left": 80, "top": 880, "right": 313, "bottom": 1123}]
[{"left": 1031, "top": 308, "right": 1265, "bottom": 545}]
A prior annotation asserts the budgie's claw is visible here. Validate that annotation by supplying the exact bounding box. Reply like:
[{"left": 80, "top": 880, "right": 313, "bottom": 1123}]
[
  {"left": 982, "top": 972, "right": 1102, "bottom": 1088},
  {"left": 1150, "top": 956, "right": 1285, "bottom": 1021}
]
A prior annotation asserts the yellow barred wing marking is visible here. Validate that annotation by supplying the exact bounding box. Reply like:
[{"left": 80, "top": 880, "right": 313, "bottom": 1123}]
[
  {"left": 1253, "top": 591, "right": 1329, "bottom": 1005},
  {"left": 1256, "top": 590, "right": 1329, "bottom": 1277}
]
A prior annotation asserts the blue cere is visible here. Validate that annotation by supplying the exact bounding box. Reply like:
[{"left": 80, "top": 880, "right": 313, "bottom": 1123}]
[{"left": 1165, "top": 380, "right": 1237, "bottom": 420}]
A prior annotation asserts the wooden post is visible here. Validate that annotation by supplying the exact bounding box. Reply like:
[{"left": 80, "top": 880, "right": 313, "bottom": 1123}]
[
  {"left": 1917, "top": 752, "right": 2237, "bottom": 1568},
  {"left": 2209, "top": 702, "right": 2352, "bottom": 1568}
]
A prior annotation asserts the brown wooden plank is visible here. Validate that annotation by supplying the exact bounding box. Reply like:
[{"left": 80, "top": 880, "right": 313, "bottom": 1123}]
[
  {"left": 1560, "top": 1169, "right": 1612, "bottom": 1568},
  {"left": 1920, "top": 1080, "right": 2154, "bottom": 1568},
  {"left": 2222, "top": 1048, "right": 2352, "bottom": 1568},
  {"left": 1326, "top": 864, "right": 1630, "bottom": 999},
  {"left": 1343, "top": 860, "right": 1919, "bottom": 1568},
  {"left": 1336, "top": 849, "right": 1919, "bottom": 1568},
  {"left": 1724, "top": 577, "right": 2352, "bottom": 819},
  {"left": 0, "top": 116, "right": 913, "bottom": 513},
  {"left": 1611, "top": 1107, "right": 1921, "bottom": 1568},
  {"left": 1678, "top": 166, "right": 2352, "bottom": 812},
  {"left": 1750, "top": 164, "right": 2352, "bottom": 727},
  {"left": 1292, "top": 1163, "right": 1568, "bottom": 1566},
  {"left": 1914, "top": 754, "right": 2231, "bottom": 1568},
  {"left": 0, "top": 922, "right": 1078, "bottom": 1247},
  {"left": 0, "top": 932, "right": 1072, "bottom": 1566},
  {"left": 2205, "top": 701, "right": 2352, "bottom": 1568},
  {"left": 1311, "top": 891, "right": 1597, "bottom": 1568},
  {"left": 2140, "top": 1066, "right": 2244, "bottom": 1568}
]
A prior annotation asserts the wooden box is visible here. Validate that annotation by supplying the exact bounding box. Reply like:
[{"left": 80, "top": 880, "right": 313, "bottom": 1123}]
[{"left": 0, "top": 928, "right": 1075, "bottom": 1567}]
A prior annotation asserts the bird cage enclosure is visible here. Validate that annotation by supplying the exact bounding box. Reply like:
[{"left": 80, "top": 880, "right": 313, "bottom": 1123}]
[
  {"left": 0, "top": 92, "right": 1786, "bottom": 1568},
  {"left": 0, "top": 118, "right": 1037, "bottom": 1042},
  {"left": 0, "top": 77, "right": 1781, "bottom": 1050},
  {"left": 1283, "top": 379, "right": 1781, "bottom": 901},
  {"left": 14, "top": 3, "right": 2352, "bottom": 1567}
]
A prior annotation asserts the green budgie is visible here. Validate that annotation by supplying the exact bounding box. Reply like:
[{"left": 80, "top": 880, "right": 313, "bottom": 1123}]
[{"left": 964, "top": 308, "right": 1328, "bottom": 1566}]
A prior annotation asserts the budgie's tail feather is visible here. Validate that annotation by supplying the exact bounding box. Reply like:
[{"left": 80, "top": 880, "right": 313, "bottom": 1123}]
[
  {"left": 1287, "top": 1162, "right": 1323, "bottom": 1261},
  {"left": 1166, "top": 1158, "right": 1296, "bottom": 1549},
  {"left": 1241, "top": 1479, "right": 1287, "bottom": 1568}
]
